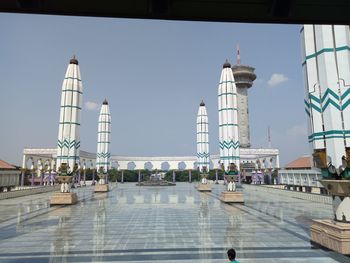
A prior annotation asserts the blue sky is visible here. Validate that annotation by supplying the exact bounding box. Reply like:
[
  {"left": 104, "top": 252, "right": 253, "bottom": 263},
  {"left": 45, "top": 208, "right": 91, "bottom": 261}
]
[{"left": 0, "top": 13, "right": 308, "bottom": 166}]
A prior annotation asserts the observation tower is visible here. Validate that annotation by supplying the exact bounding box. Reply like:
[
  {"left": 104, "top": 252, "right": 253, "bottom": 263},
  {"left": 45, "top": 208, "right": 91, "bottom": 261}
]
[{"left": 231, "top": 45, "right": 256, "bottom": 148}]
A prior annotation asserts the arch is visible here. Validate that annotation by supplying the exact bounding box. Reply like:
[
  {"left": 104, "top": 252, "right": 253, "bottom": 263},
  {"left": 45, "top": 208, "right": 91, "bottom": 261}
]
[
  {"left": 209, "top": 160, "right": 214, "bottom": 169},
  {"left": 26, "top": 157, "right": 34, "bottom": 169},
  {"left": 115, "top": 161, "right": 120, "bottom": 169},
  {"left": 144, "top": 162, "right": 153, "bottom": 171},
  {"left": 80, "top": 159, "right": 86, "bottom": 169},
  {"left": 161, "top": 162, "right": 170, "bottom": 171},
  {"left": 127, "top": 162, "right": 136, "bottom": 170},
  {"left": 178, "top": 161, "right": 186, "bottom": 170}
]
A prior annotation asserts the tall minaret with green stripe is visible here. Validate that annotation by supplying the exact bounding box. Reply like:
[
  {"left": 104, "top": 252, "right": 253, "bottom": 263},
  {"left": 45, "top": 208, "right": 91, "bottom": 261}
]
[
  {"left": 56, "top": 56, "right": 83, "bottom": 172},
  {"left": 96, "top": 99, "right": 111, "bottom": 173},
  {"left": 196, "top": 100, "right": 210, "bottom": 173},
  {"left": 301, "top": 25, "right": 350, "bottom": 170},
  {"left": 302, "top": 25, "right": 350, "bottom": 236},
  {"left": 218, "top": 59, "right": 240, "bottom": 173}
]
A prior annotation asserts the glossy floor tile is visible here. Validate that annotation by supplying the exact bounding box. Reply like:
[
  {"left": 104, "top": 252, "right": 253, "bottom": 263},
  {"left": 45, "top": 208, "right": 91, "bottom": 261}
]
[{"left": 0, "top": 183, "right": 348, "bottom": 262}]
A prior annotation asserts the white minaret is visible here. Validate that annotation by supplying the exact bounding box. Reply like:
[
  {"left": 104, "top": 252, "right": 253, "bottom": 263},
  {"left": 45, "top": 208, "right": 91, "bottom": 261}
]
[
  {"left": 218, "top": 60, "right": 240, "bottom": 172},
  {"left": 96, "top": 99, "right": 111, "bottom": 173},
  {"left": 196, "top": 100, "right": 210, "bottom": 173},
  {"left": 56, "top": 56, "right": 83, "bottom": 172},
  {"left": 301, "top": 25, "right": 350, "bottom": 169},
  {"left": 301, "top": 25, "right": 350, "bottom": 223}
]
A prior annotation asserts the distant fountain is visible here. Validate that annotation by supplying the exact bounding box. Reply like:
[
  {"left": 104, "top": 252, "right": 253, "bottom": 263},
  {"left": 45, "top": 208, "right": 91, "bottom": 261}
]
[{"left": 136, "top": 171, "right": 175, "bottom": 186}]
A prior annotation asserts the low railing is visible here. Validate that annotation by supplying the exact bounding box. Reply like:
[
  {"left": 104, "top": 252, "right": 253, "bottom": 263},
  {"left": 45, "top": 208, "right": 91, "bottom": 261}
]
[
  {"left": 0, "top": 185, "right": 60, "bottom": 200},
  {"left": 244, "top": 184, "right": 332, "bottom": 204}
]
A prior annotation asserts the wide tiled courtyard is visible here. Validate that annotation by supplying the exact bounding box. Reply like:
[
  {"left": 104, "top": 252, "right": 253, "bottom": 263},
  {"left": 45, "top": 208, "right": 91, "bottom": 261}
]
[{"left": 0, "top": 183, "right": 349, "bottom": 262}]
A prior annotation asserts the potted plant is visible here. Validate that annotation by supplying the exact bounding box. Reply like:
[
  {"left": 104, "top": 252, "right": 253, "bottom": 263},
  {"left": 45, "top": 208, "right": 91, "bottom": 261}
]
[
  {"left": 97, "top": 167, "right": 107, "bottom": 185},
  {"left": 56, "top": 163, "right": 78, "bottom": 193},
  {"left": 317, "top": 155, "right": 350, "bottom": 222}
]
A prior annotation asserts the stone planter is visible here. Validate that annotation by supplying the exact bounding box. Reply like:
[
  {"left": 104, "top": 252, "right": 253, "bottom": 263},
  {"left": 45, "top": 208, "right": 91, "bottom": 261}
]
[
  {"left": 97, "top": 174, "right": 108, "bottom": 185},
  {"left": 94, "top": 184, "right": 109, "bottom": 193},
  {"left": 50, "top": 192, "right": 78, "bottom": 205},
  {"left": 220, "top": 191, "right": 244, "bottom": 203},
  {"left": 310, "top": 179, "right": 350, "bottom": 254},
  {"left": 50, "top": 175, "right": 77, "bottom": 205},
  {"left": 197, "top": 184, "right": 211, "bottom": 192},
  {"left": 95, "top": 174, "right": 109, "bottom": 192},
  {"left": 55, "top": 175, "right": 74, "bottom": 194},
  {"left": 56, "top": 176, "right": 73, "bottom": 184},
  {"left": 320, "top": 180, "right": 350, "bottom": 222}
]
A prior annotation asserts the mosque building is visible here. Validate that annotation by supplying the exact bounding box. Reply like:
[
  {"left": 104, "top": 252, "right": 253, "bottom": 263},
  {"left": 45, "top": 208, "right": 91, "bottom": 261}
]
[{"left": 21, "top": 53, "right": 280, "bottom": 183}]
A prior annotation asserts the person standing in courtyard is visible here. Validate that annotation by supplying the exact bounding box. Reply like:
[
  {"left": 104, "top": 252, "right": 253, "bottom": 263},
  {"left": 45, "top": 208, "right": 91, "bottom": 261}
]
[{"left": 227, "top": 248, "right": 240, "bottom": 263}]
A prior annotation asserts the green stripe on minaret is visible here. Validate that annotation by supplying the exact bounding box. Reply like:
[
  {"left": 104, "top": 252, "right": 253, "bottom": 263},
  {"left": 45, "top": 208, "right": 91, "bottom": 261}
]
[
  {"left": 64, "top": 77, "right": 82, "bottom": 81},
  {"left": 62, "top": 89, "right": 83, "bottom": 94},
  {"left": 61, "top": 105, "right": 82, "bottom": 110},
  {"left": 218, "top": 92, "right": 237, "bottom": 97},
  {"left": 302, "top": 45, "right": 350, "bottom": 64},
  {"left": 219, "top": 80, "right": 235, "bottom": 84},
  {"left": 59, "top": 122, "right": 80, "bottom": 125},
  {"left": 218, "top": 107, "right": 237, "bottom": 111},
  {"left": 219, "top": 124, "right": 238, "bottom": 127}
]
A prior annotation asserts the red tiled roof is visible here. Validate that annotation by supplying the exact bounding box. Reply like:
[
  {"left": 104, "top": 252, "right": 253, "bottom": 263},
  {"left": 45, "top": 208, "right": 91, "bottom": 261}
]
[
  {"left": 0, "top": 159, "right": 16, "bottom": 169},
  {"left": 285, "top": 156, "right": 312, "bottom": 169}
]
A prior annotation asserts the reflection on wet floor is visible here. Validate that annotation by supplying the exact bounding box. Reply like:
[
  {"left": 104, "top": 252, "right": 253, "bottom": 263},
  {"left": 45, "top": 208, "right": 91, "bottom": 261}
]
[{"left": 0, "top": 183, "right": 348, "bottom": 263}]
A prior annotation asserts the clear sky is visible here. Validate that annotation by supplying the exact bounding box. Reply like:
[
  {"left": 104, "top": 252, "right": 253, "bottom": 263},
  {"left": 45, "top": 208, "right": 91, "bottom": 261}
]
[{"left": 0, "top": 13, "right": 309, "bottom": 166}]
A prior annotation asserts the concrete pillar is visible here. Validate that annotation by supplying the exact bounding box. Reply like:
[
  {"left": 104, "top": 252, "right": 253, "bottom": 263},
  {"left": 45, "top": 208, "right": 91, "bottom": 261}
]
[
  {"left": 37, "top": 160, "right": 43, "bottom": 186},
  {"left": 121, "top": 170, "right": 124, "bottom": 183},
  {"left": 83, "top": 169, "right": 86, "bottom": 186},
  {"left": 78, "top": 169, "right": 81, "bottom": 185},
  {"left": 189, "top": 170, "right": 192, "bottom": 183},
  {"left": 39, "top": 170, "right": 43, "bottom": 186},
  {"left": 92, "top": 169, "right": 96, "bottom": 185},
  {"left": 215, "top": 169, "right": 218, "bottom": 184},
  {"left": 21, "top": 155, "right": 26, "bottom": 187},
  {"left": 31, "top": 172, "right": 34, "bottom": 186},
  {"left": 276, "top": 154, "right": 280, "bottom": 169},
  {"left": 20, "top": 169, "right": 25, "bottom": 187},
  {"left": 172, "top": 170, "right": 175, "bottom": 183},
  {"left": 48, "top": 170, "right": 52, "bottom": 186},
  {"left": 138, "top": 170, "right": 141, "bottom": 183}
]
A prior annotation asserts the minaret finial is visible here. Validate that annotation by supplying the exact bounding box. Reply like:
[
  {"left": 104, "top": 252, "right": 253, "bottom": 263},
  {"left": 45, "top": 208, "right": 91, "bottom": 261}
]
[
  {"left": 236, "top": 44, "right": 241, "bottom": 65},
  {"left": 200, "top": 100, "right": 205, "bottom": 106},
  {"left": 223, "top": 59, "right": 231, "bottom": 68},
  {"left": 103, "top": 98, "right": 108, "bottom": 105},
  {"left": 70, "top": 55, "right": 79, "bottom": 65}
]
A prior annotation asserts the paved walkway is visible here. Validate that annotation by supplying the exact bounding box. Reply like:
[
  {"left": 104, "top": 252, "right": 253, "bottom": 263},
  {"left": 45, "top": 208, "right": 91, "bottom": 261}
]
[{"left": 0, "top": 183, "right": 349, "bottom": 262}]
